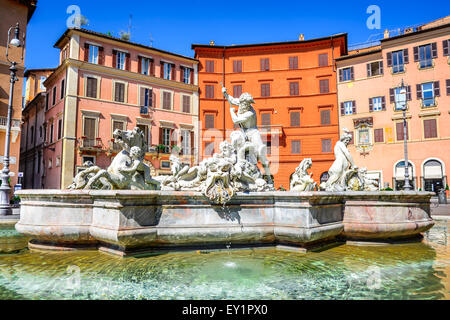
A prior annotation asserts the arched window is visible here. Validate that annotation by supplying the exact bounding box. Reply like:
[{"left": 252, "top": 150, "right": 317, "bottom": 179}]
[
  {"left": 423, "top": 160, "right": 444, "bottom": 194},
  {"left": 394, "top": 161, "right": 414, "bottom": 190}
]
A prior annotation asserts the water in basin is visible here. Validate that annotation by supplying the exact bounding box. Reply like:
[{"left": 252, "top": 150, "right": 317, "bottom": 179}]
[{"left": 0, "top": 221, "right": 448, "bottom": 300}]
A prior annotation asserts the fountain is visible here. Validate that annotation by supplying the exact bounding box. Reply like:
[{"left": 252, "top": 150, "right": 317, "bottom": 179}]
[{"left": 15, "top": 86, "right": 435, "bottom": 257}]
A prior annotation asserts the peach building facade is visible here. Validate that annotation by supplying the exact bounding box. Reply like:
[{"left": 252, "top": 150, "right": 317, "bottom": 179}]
[
  {"left": 337, "top": 21, "right": 450, "bottom": 192},
  {"left": 192, "top": 34, "right": 348, "bottom": 189},
  {"left": 41, "top": 28, "right": 199, "bottom": 189}
]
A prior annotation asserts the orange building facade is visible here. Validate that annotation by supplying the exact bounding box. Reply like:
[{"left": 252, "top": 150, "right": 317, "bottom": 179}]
[{"left": 192, "top": 34, "right": 348, "bottom": 189}]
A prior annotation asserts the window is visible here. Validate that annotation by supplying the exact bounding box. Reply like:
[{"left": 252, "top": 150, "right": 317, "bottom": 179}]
[
  {"left": 116, "top": 51, "right": 126, "bottom": 70},
  {"left": 358, "top": 129, "right": 370, "bottom": 145},
  {"left": 48, "top": 159, "right": 52, "bottom": 169},
  {"left": 341, "top": 101, "right": 355, "bottom": 115},
  {"left": 49, "top": 122, "right": 54, "bottom": 143},
  {"left": 415, "top": 43, "right": 437, "bottom": 69},
  {"left": 140, "top": 87, "right": 153, "bottom": 108},
  {"left": 60, "top": 79, "right": 65, "bottom": 99},
  {"left": 289, "top": 82, "right": 299, "bottom": 96},
  {"left": 233, "top": 85, "right": 242, "bottom": 98},
  {"left": 390, "top": 86, "right": 411, "bottom": 110},
  {"left": 114, "top": 82, "right": 125, "bottom": 103},
  {"left": 260, "top": 58, "right": 270, "bottom": 71},
  {"left": 86, "top": 77, "right": 98, "bottom": 98},
  {"left": 163, "top": 63, "right": 172, "bottom": 80},
  {"left": 319, "top": 79, "right": 329, "bottom": 93},
  {"left": 339, "top": 67, "right": 354, "bottom": 82},
  {"left": 181, "top": 130, "right": 192, "bottom": 155},
  {"left": 396, "top": 122, "right": 409, "bottom": 141},
  {"left": 89, "top": 45, "right": 98, "bottom": 64},
  {"left": 182, "top": 95, "right": 191, "bottom": 113},
  {"left": 205, "top": 60, "right": 214, "bottom": 73},
  {"left": 261, "top": 113, "right": 271, "bottom": 126},
  {"left": 265, "top": 138, "right": 271, "bottom": 155},
  {"left": 290, "top": 112, "right": 300, "bottom": 127},
  {"left": 417, "top": 82, "right": 439, "bottom": 107},
  {"left": 369, "top": 96, "right": 385, "bottom": 112},
  {"left": 424, "top": 119, "right": 437, "bottom": 139},
  {"left": 322, "top": 139, "right": 332, "bottom": 153},
  {"left": 261, "top": 83, "right": 270, "bottom": 97},
  {"left": 389, "top": 50, "right": 407, "bottom": 74},
  {"left": 204, "top": 142, "right": 214, "bottom": 156},
  {"left": 205, "top": 85, "right": 215, "bottom": 99},
  {"left": 444, "top": 39, "right": 450, "bottom": 56},
  {"left": 162, "top": 91, "right": 172, "bottom": 110},
  {"left": 39, "top": 126, "right": 42, "bottom": 138},
  {"left": 141, "top": 57, "right": 150, "bottom": 75},
  {"left": 30, "top": 126, "right": 34, "bottom": 143},
  {"left": 289, "top": 56, "right": 298, "bottom": 69},
  {"left": 52, "top": 86, "right": 56, "bottom": 105},
  {"left": 162, "top": 128, "right": 171, "bottom": 146},
  {"left": 233, "top": 60, "right": 242, "bottom": 73},
  {"left": 374, "top": 128, "right": 384, "bottom": 143},
  {"left": 82, "top": 156, "right": 95, "bottom": 165},
  {"left": 320, "top": 109, "right": 331, "bottom": 125},
  {"left": 182, "top": 67, "right": 191, "bottom": 84},
  {"left": 83, "top": 117, "right": 96, "bottom": 147},
  {"left": 319, "top": 53, "right": 328, "bottom": 67},
  {"left": 205, "top": 114, "right": 215, "bottom": 129},
  {"left": 291, "top": 140, "right": 301, "bottom": 154},
  {"left": 161, "top": 161, "right": 170, "bottom": 169},
  {"left": 367, "top": 61, "right": 383, "bottom": 77},
  {"left": 57, "top": 118, "right": 62, "bottom": 140}
]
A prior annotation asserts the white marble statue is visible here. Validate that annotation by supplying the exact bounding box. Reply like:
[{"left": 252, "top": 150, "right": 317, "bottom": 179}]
[
  {"left": 290, "top": 158, "right": 317, "bottom": 191},
  {"left": 320, "top": 128, "right": 357, "bottom": 192},
  {"left": 69, "top": 127, "right": 160, "bottom": 190},
  {"left": 157, "top": 86, "right": 275, "bottom": 204}
]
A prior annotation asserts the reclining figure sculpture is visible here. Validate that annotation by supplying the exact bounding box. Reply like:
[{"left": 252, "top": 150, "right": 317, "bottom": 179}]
[{"left": 68, "top": 127, "right": 160, "bottom": 190}]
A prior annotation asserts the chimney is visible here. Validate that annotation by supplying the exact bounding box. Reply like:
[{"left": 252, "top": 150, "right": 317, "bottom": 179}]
[
  {"left": 209, "top": 40, "right": 215, "bottom": 46},
  {"left": 383, "top": 29, "right": 390, "bottom": 39},
  {"left": 298, "top": 34, "right": 304, "bottom": 41}
]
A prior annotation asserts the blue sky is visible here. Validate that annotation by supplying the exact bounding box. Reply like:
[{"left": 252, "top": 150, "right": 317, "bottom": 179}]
[{"left": 24, "top": 0, "right": 450, "bottom": 70}]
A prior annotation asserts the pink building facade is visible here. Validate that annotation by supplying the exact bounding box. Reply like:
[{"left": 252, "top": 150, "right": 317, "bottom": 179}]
[
  {"left": 337, "top": 20, "right": 450, "bottom": 193},
  {"left": 42, "top": 28, "right": 199, "bottom": 189}
]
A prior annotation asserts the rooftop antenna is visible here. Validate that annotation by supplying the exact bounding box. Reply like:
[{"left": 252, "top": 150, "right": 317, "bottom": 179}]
[
  {"left": 150, "top": 33, "right": 154, "bottom": 47},
  {"left": 128, "top": 14, "right": 132, "bottom": 36}
]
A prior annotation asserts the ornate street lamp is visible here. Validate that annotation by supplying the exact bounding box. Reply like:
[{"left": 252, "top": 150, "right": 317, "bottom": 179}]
[
  {"left": 0, "top": 23, "right": 25, "bottom": 216},
  {"left": 396, "top": 79, "right": 413, "bottom": 191}
]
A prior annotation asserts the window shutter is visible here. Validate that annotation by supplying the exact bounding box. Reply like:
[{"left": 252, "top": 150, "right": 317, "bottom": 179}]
[
  {"left": 339, "top": 69, "right": 343, "bottom": 82},
  {"left": 115, "top": 83, "right": 120, "bottom": 102},
  {"left": 387, "top": 52, "right": 392, "bottom": 67},
  {"left": 431, "top": 42, "right": 438, "bottom": 58},
  {"left": 367, "top": 63, "right": 372, "bottom": 77},
  {"left": 151, "top": 90, "right": 156, "bottom": 107},
  {"left": 150, "top": 59, "right": 155, "bottom": 76},
  {"left": 112, "top": 50, "right": 117, "bottom": 68},
  {"left": 189, "top": 131, "right": 194, "bottom": 155},
  {"left": 340, "top": 102, "right": 345, "bottom": 116},
  {"left": 84, "top": 43, "right": 89, "bottom": 62},
  {"left": 369, "top": 98, "right": 373, "bottom": 112},
  {"left": 171, "top": 64, "right": 176, "bottom": 81},
  {"left": 352, "top": 101, "right": 356, "bottom": 114},
  {"left": 381, "top": 96, "right": 386, "bottom": 111},
  {"left": 160, "top": 62, "right": 164, "bottom": 78},
  {"left": 140, "top": 87, "right": 146, "bottom": 106},
  {"left": 125, "top": 53, "right": 130, "bottom": 71},
  {"left": 159, "top": 128, "right": 163, "bottom": 145},
  {"left": 379, "top": 61, "right": 384, "bottom": 75},
  {"left": 416, "top": 84, "right": 422, "bottom": 99},
  {"left": 260, "top": 59, "right": 264, "bottom": 71},
  {"left": 190, "top": 68, "right": 194, "bottom": 84},
  {"left": 413, "top": 47, "right": 419, "bottom": 62},
  {"left": 138, "top": 56, "right": 142, "bottom": 74},
  {"left": 406, "top": 86, "right": 411, "bottom": 101},
  {"left": 434, "top": 81, "right": 440, "bottom": 97},
  {"left": 350, "top": 67, "right": 354, "bottom": 80},
  {"left": 396, "top": 122, "right": 404, "bottom": 141},
  {"left": 403, "top": 49, "right": 409, "bottom": 64},
  {"left": 290, "top": 112, "right": 300, "bottom": 127},
  {"left": 446, "top": 79, "right": 450, "bottom": 95},
  {"left": 443, "top": 40, "right": 449, "bottom": 56}
]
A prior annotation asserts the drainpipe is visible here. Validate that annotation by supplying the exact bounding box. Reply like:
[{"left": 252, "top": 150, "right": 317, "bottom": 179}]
[{"left": 31, "top": 95, "right": 39, "bottom": 188}]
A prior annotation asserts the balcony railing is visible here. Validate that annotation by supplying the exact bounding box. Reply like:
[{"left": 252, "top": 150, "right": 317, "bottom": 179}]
[
  {"left": 0, "top": 117, "right": 21, "bottom": 130},
  {"left": 79, "top": 137, "right": 103, "bottom": 151}
]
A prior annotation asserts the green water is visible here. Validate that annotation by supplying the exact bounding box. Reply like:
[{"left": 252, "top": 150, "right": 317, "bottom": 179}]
[{"left": 0, "top": 222, "right": 449, "bottom": 300}]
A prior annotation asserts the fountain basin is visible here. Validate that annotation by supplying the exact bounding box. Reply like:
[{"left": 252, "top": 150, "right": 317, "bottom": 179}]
[{"left": 15, "top": 190, "right": 435, "bottom": 256}]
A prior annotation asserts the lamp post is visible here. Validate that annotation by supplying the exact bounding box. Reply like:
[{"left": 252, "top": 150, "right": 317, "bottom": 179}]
[
  {"left": 396, "top": 79, "right": 413, "bottom": 191},
  {"left": 0, "top": 23, "right": 25, "bottom": 216}
]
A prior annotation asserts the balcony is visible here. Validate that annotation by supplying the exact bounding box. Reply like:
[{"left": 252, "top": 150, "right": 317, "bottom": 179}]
[{"left": 79, "top": 136, "right": 103, "bottom": 152}]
